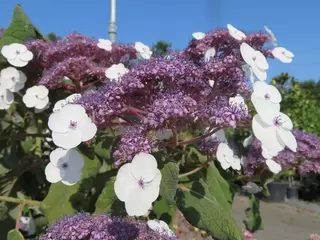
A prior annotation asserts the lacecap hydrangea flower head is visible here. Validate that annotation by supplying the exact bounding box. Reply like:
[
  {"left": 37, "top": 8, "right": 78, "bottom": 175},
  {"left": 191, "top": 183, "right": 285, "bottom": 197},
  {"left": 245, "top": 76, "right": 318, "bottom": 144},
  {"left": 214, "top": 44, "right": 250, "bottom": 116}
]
[{"left": 0, "top": 18, "right": 298, "bottom": 239}]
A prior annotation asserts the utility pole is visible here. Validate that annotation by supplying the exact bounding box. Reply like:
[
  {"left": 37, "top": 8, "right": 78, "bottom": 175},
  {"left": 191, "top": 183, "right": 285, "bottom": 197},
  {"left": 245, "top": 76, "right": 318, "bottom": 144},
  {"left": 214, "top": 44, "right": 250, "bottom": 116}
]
[{"left": 108, "top": 0, "right": 117, "bottom": 43}]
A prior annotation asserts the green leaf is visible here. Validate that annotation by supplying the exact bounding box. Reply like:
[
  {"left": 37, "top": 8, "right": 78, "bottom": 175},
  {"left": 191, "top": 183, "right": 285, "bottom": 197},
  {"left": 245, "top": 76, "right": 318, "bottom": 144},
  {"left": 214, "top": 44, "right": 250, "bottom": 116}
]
[
  {"left": 159, "top": 161, "right": 179, "bottom": 204},
  {"left": 94, "top": 176, "right": 126, "bottom": 217},
  {"left": 21, "top": 138, "right": 35, "bottom": 153},
  {"left": 176, "top": 162, "right": 243, "bottom": 240},
  {"left": 243, "top": 194, "right": 263, "bottom": 232},
  {"left": 152, "top": 197, "right": 177, "bottom": 228},
  {"left": 7, "top": 229, "right": 24, "bottom": 240},
  {"left": 0, "top": 4, "right": 46, "bottom": 65},
  {"left": 43, "top": 152, "right": 101, "bottom": 223}
]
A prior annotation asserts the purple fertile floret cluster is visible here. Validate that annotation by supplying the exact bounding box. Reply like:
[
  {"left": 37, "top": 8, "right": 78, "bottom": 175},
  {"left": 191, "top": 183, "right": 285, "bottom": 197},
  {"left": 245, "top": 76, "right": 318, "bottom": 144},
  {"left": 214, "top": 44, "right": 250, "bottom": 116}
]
[
  {"left": 244, "top": 130, "right": 320, "bottom": 175},
  {"left": 40, "top": 213, "right": 177, "bottom": 240},
  {"left": 26, "top": 29, "right": 273, "bottom": 164}
]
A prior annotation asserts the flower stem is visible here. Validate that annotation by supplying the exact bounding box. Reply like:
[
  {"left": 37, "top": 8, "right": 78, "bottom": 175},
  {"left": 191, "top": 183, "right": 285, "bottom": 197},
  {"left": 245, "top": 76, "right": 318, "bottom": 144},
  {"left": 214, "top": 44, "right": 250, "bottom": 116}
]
[
  {"left": 0, "top": 196, "right": 45, "bottom": 207},
  {"left": 15, "top": 202, "right": 25, "bottom": 230},
  {"left": 178, "top": 157, "right": 211, "bottom": 178}
]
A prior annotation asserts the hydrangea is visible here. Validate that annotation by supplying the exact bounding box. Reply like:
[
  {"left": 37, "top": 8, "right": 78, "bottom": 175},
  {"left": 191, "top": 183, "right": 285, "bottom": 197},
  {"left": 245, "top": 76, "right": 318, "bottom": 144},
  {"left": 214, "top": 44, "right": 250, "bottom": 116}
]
[{"left": 40, "top": 213, "right": 178, "bottom": 240}]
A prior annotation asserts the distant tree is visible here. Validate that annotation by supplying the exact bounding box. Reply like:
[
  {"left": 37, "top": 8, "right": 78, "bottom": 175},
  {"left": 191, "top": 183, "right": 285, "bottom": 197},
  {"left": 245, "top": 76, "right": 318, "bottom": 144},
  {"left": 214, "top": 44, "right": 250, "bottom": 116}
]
[{"left": 151, "top": 40, "right": 171, "bottom": 56}]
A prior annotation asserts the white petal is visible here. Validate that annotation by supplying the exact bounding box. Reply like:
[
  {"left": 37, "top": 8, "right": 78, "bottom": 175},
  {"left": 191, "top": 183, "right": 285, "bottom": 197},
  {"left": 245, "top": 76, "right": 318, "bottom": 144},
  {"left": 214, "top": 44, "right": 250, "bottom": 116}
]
[
  {"left": 144, "top": 169, "right": 162, "bottom": 202},
  {"left": 231, "top": 156, "right": 241, "bottom": 170},
  {"left": 220, "top": 161, "right": 231, "bottom": 170},
  {"left": 22, "top": 94, "right": 37, "bottom": 108},
  {"left": 20, "top": 50, "right": 33, "bottom": 62},
  {"left": 53, "top": 99, "right": 67, "bottom": 112},
  {"left": 0, "top": 67, "right": 20, "bottom": 89},
  {"left": 216, "top": 142, "right": 234, "bottom": 166},
  {"left": 52, "top": 130, "right": 83, "bottom": 149},
  {"left": 80, "top": 120, "right": 97, "bottom": 142},
  {"left": 252, "top": 114, "right": 285, "bottom": 152},
  {"left": 125, "top": 188, "right": 154, "bottom": 216},
  {"left": 240, "top": 43, "right": 256, "bottom": 67},
  {"left": 208, "top": 79, "right": 214, "bottom": 87},
  {"left": 9, "top": 81, "right": 25, "bottom": 92},
  {"left": 192, "top": 32, "right": 205, "bottom": 40},
  {"left": 50, "top": 148, "right": 67, "bottom": 165},
  {"left": 65, "top": 93, "right": 81, "bottom": 103},
  {"left": 34, "top": 97, "right": 49, "bottom": 110},
  {"left": 255, "top": 51, "right": 269, "bottom": 70},
  {"left": 48, "top": 111, "right": 69, "bottom": 133},
  {"left": 243, "top": 134, "right": 254, "bottom": 147},
  {"left": 147, "top": 220, "right": 162, "bottom": 231},
  {"left": 276, "top": 128, "right": 297, "bottom": 152},
  {"left": 114, "top": 164, "right": 137, "bottom": 201},
  {"left": 10, "top": 43, "right": 28, "bottom": 53},
  {"left": 130, "top": 153, "right": 158, "bottom": 182},
  {"left": 277, "top": 112, "right": 293, "bottom": 130},
  {"left": 261, "top": 145, "right": 278, "bottom": 159},
  {"left": 251, "top": 95, "right": 280, "bottom": 123},
  {"left": 44, "top": 162, "right": 65, "bottom": 183},
  {"left": 66, "top": 149, "right": 85, "bottom": 170},
  {"left": 1, "top": 45, "right": 16, "bottom": 59},
  {"left": 266, "top": 159, "right": 282, "bottom": 174},
  {"left": 8, "top": 58, "right": 28, "bottom": 67},
  {"left": 36, "top": 85, "right": 49, "bottom": 99},
  {"left": 251, "top": 65, "right": 267, "bottom": 81},
  {"left": 227, "top": 24, "right": 246, "bottom": 41},
  {"left": 61, "top": 169, "right": 82, "bottom": 186}
]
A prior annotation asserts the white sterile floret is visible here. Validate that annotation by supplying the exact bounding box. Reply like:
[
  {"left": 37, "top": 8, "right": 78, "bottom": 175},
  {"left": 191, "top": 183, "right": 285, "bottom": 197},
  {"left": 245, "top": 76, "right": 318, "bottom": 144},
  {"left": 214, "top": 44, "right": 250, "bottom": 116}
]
[
  {"left": 192, "top": 32, "right": 205, "bottom": 40},
  {"left": 0, "top": 67, "right": 27, "bottom": 92},
  {"left": 135, "top": 42, "right": 153, "bottom": 60},
  {"left": 204, "top": 47, "right": 216, "bottom": 62},
  {"left": 240, "top": 43, "right": 269, "bottom": 81},
  {"left": 97, "top": 39, "right": 112, "bottom": 51},
  {"left": 251, "top": 81, "right": 281, "bottom": 120},
  {"left": 22, "top": 85, "right": 49, "bottom": 110},
  {"left": 48, "top": 104, "right": 97, "bottom": 149},
  {"left": 53, "top": 93, "right": 82, "bottom": 112},
  {"left": 227, "top": 24, "right": 246, "bottom": 41},
  {"left": 252, "top": 113, "right": 297, "bottom": 153},
  {"left": 105, "top": 63, "right": 129, "bottom": 82},
  {"left": 0, "top": 85, "right": 14, "bottom": 110},
  {"left": 204, "top": 127, "right": 227, "bottom": 143},
  {"left": 114, "top": 152, "right": 162, "bottom": 216},
  {"left": 147, "top": 219, "right": 175, "bottom": 237},
  {"left": 266, "top": 159, "right": 282, "bottom": 174},
  {"left": 208, "top": 79, "right": 214, "bottom": 88},
  {"left": 229, "top": 94, "right": 248, "bottom": 113},
  {"left": 19, "top": 216, "right": 36, "bottom": 236},
  {"left": 216, "top": 142, "right": 241, "bottom": 170},
  {"left": 45, "top": 148, "right": 84, "bottom": 185},
  {"left": 1, "top": 43, "right": 33, "bottom": 67},
  {"left": 272, "top": 47, "right": 294, "bottom": 63},
  {"left": 243, "top": 134, "right": 254, "bottom": 147},
  {"left": 264, "top": 26, "right": 278, "bottom": 46}
]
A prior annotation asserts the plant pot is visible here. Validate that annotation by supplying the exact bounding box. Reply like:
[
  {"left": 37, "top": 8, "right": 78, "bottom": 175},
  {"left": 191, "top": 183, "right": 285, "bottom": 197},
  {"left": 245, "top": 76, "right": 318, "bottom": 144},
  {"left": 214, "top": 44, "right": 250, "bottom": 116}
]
[
  {"left": 267, "top": 182, "right": 288, "bottom": 202},
  {"left": 287, "top": 186, "right": 299, "bottom": 200}
]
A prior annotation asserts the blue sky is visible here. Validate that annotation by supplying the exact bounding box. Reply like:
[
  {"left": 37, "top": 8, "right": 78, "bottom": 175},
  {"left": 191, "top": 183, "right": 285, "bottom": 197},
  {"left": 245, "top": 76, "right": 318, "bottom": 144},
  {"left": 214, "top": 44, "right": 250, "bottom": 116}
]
[{"left": 1, "top": 0, "right": 319, "bottom": 81}]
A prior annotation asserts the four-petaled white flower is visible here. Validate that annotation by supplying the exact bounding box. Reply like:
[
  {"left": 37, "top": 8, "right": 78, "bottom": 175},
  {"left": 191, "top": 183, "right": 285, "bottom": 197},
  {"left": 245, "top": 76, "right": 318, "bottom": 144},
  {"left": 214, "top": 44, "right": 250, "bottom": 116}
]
[
  {"left": 227, "top": 24, "right": 246, "bottom": 41},
  {"left": 114, "top": 152, "right": 162, "bottom": 216},
  {"left": 45, "top": 148, "right": 84, "bottom": 185},
  {"left": 204, "top": 127, "right": 227, "bottom": 143},
  {"left": 251, "top": 81, "right": 281, "bottom": 120},
  {"left": 229, "top": 94, "right": 248, "bottom": 112},
  {"left": 105, "top": 63, "right": 129, "bottom": 81},
  {"left": 252, "top": 113, "right": 297, "bottom": 153},
  {"left": 216, "top": 142, "right": 241, "bottom": 170},
  {"left": 272, "top": 47, "right": 294, "bottom": 63},
  {"left": 266, "top": 159, "right": 282, "bottom": 174},
  {"left": 0, "top": 67, "right": 27, "bottom": 92},
  {"left": 0, "top": 84, "right": 14, "bottom": 110},
  {"left": 97, "top": 39, "right": 112, "bottom": 51},
  {"left": 53, "top": 93, "right": 82, "bottom": 112},
  {"left": 204, "top": 47, "right": 216, "bottom": 62},
  {"left": 147, "top": 219, "right": 175, "bottom": 237},
  {"left": 48, "top": 104, "right": 97, "bottom": 149},
  {"left": 264, "top": 26, "right": 278, "bottom": 46},
  {"left": 240, "top": 43, "right": 269, "bottom": 81},
  {"left": 22, "top": 85, "right": 49, "bottom": 110},
  {"left": 192, "top": 32, "right": 205, "bottom": 40},
  {"left": 243, "top": 134, "right": 254, "bottom": 147},
  {"left": 1, "top": 43, "right": 33, "bottom": 67},
  {"left": 135, "top": 42, "right": 153, "bottom": 60}
]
